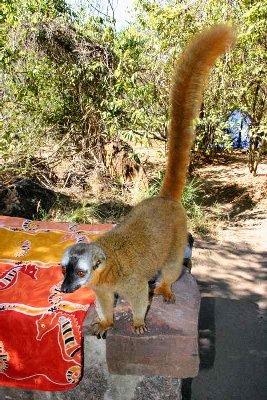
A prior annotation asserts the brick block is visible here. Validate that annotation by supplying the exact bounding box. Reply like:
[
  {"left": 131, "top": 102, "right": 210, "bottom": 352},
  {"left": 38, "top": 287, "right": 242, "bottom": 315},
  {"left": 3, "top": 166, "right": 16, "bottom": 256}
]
[{"left": 83, "top": 270, "right": 200, "bottom": 379}]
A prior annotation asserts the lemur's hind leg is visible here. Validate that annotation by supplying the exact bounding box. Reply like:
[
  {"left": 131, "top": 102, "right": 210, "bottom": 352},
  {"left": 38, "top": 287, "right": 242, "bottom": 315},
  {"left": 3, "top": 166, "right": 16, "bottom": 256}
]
[{"left": 154, "top": 250, "right": 185, "bottom": 303}]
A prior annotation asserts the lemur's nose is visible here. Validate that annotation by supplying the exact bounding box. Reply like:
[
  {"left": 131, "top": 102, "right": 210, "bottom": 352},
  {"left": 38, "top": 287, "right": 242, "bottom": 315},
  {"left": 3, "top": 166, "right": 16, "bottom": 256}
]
[{"left": 60, "top": 284, "right": 68, "bottom": 293}]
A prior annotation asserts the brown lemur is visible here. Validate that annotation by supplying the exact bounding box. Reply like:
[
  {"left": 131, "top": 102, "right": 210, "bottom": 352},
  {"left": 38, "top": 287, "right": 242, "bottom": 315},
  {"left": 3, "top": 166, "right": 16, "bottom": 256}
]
[{"left": 61, "top": 25, "right": 236, "bottom": 336}]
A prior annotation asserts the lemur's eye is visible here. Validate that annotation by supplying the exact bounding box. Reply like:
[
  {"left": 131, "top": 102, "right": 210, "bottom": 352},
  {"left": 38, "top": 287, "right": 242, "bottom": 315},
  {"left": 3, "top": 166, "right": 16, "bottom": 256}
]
[
  {"left": 62, "top": 266, "right": 66, "bottom": 275},
  {"left": 77, "top": 271, "right": 86, "bottom": 278},
  {"left": 93, "top": 261, "right": 101, "bottom": 271}
]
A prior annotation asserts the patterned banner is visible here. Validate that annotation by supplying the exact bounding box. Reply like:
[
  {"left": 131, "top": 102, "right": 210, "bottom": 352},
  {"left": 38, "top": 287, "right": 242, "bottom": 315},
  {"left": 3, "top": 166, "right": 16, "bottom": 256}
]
[{"left": 0, "top": 216, "right": 112, "bottom": 391}]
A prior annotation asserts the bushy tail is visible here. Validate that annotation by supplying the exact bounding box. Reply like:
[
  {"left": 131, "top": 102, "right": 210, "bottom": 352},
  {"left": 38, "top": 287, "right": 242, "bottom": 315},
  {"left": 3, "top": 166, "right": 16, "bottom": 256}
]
[{"left": 160, "top": 25, "right": 236, "bottom": 201}]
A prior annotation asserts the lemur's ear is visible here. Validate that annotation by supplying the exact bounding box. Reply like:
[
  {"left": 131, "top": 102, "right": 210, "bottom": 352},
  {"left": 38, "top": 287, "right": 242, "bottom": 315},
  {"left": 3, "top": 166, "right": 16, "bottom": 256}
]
[{"left": 91, "top": 245, "right": 106, "bottom": 270}]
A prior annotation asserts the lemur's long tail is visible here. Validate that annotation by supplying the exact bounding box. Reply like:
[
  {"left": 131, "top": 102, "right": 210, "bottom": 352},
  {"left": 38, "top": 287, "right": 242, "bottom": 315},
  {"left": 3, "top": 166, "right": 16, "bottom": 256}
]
[{"left": 160, "top": 25, "right": 236, "bottom": 201}]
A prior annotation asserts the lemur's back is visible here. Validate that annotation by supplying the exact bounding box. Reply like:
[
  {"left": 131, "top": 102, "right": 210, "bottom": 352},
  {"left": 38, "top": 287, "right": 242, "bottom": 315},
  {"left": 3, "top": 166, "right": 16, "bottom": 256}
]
[{"left": 96, "top": 196, "right": 187, "bottom": 280}]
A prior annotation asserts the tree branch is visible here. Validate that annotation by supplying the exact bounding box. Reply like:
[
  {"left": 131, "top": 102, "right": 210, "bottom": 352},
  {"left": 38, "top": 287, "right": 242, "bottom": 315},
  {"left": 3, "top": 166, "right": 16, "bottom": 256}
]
[{"left": 132, "top": 130, "right": 167, "bottom": 142}]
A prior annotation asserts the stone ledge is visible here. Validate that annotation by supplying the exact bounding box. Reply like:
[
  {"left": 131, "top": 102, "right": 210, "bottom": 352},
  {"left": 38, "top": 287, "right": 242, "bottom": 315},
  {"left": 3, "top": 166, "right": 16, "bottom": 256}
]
[{"left": 83, "top": 270, "right": 200, "bottom": 379}]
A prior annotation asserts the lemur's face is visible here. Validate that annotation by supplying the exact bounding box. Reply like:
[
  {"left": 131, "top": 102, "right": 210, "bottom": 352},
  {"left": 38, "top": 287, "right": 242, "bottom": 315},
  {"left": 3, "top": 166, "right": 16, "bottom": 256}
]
[{"left": 60, "top": 243, "right": 106, "bottom": 293}]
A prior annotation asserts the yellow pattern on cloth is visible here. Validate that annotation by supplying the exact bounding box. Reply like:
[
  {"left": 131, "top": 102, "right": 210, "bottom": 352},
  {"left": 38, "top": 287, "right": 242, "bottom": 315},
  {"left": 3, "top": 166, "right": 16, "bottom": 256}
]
[{"left": 0, "top": 216, "right": 112, "bottom": 391}]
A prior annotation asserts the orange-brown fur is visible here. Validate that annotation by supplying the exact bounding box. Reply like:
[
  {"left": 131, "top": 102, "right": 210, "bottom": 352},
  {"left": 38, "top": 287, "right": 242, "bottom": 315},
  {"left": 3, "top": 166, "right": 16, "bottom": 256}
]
[{"left": 86, "top": 25, "right": 236, "bottom": 336}]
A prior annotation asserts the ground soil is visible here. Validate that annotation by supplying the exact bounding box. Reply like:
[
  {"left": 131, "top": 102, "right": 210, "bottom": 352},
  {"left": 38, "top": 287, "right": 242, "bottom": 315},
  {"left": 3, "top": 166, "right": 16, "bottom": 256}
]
[
  {"left": 183, "top": 152, "right": 267, "bottom": 400},
  {"left": 191, "top": 152, "right": 266, "bottom": 312}
]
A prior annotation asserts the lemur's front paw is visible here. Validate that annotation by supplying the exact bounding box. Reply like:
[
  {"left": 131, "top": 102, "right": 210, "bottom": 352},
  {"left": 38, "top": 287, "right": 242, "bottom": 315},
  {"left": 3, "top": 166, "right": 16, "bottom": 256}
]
[
  {"left": 133, "top": 323, "right": 148, "bottom": 335},
  {"left": 91, "top": 320, "right": 113, "bottom": 338}
]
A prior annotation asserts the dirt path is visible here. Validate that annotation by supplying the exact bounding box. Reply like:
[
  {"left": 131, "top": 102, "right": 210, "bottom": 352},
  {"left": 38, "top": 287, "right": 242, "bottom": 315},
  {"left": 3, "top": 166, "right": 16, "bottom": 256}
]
[
  {"left": 192, "top": 153, "right": 266, "bottom": 313},
  {"left": 184, "top": 154, "right": 267, "bottom": 400}
]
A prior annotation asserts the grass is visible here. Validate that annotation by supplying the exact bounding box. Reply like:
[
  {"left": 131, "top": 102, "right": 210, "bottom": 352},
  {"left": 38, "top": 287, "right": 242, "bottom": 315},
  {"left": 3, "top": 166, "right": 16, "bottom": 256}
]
[
  {"left": 34, "top": 169, "right": 212, "bottom": 235},
  {"left": 143, "top": 173, "right": 211, "bottom": 235},
  {"left": 62, "top": 201, "right": 131, "bottom": 224}
]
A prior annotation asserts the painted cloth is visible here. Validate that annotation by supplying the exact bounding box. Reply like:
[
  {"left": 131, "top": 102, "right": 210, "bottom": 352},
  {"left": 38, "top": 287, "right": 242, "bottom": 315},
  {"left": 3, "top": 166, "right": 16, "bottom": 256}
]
[{"left": 0, "top": 216, "right": 112, "bottom": 391}]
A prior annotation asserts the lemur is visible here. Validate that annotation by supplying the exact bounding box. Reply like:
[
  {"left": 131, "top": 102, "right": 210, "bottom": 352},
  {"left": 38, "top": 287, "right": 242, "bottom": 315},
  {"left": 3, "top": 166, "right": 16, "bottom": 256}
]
[{"left": 61, "top": 25, "right": 236, "bottom": 336}]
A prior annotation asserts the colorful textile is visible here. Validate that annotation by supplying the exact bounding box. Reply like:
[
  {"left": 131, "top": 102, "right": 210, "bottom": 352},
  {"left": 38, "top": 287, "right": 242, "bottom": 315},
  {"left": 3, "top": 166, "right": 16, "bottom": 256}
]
[{"left": 0, "top": 216, "right": 112, "bottom": 391}]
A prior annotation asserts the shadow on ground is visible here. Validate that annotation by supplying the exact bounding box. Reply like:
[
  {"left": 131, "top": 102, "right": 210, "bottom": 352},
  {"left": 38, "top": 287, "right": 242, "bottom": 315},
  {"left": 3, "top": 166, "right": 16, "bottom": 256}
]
[
  {"left": 194, "top": 177, "right": 256, "bottom": 218},
  {"left": 182, "top": 235, "right": 267, "bottom": 400},
  {"left": 182, "top": 297, "right": 267, "bottom": 400}
]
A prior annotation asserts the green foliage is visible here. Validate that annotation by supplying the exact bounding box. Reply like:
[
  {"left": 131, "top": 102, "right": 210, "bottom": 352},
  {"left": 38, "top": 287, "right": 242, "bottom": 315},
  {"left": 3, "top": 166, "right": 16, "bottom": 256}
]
[
  {"left": 144, "top": 171, "right": 206, "bottom": 233},
  {"left": 64, "top": 201, "right": 131, "bottom": 224},
  {"left": 1, "top": 0, "right": 266, "bottom": 188},
  {"left": 0, "top": 0, "right": 117, "bottom": 166},
  {"left": 147, "top": 171, "right": 164, "bottom": 197},
  {"left": 132, "top": 0, "right": 266, "bottom": 162}
]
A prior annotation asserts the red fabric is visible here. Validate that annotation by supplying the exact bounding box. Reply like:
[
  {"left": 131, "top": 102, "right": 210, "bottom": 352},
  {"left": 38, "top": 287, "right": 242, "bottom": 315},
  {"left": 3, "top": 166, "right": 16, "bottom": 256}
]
[{"left": 0, "top": 216, "right": 112, "bottom": 391}]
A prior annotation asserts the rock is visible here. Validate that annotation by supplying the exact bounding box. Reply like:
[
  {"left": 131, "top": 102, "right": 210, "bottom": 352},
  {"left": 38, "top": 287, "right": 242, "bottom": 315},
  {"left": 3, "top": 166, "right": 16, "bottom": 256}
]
[
  {"left": 103, "top": 140, "right": 148, "bottom": 194},
  {"left": 0, "top": 179, "right": 56, "bottom": 219},
  {"left": 84, "top": 270, "right": 200, "bottom": 379}
]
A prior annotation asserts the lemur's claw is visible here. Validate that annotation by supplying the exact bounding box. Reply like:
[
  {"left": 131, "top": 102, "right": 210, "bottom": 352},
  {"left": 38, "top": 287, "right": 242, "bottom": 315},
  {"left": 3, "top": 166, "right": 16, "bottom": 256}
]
[
  {"left": 163, "top": 293, "right": 176, "bottom": 303},
  {"left": 91, "top": 320, "right": 113, "bottom": 338},
  {"left": 134, "top": 323, "right": 148, "bottom": 335}
]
